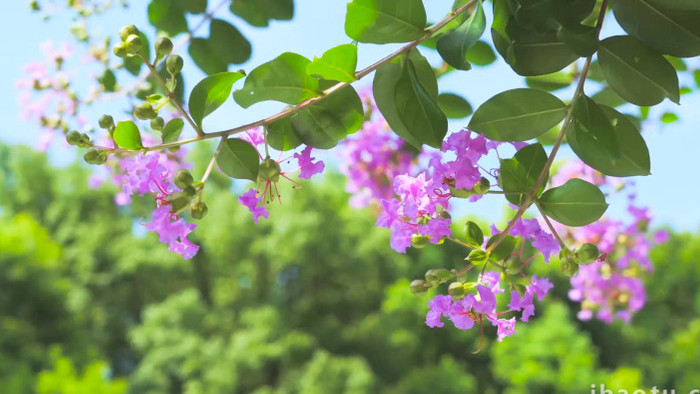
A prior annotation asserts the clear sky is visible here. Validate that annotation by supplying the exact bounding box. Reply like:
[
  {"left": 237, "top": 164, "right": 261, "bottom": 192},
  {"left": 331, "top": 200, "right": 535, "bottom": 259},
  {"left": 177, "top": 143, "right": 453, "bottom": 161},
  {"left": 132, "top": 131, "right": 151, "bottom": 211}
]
[{"left": 1, "top": 0, "right": 699, "bottom": 231}]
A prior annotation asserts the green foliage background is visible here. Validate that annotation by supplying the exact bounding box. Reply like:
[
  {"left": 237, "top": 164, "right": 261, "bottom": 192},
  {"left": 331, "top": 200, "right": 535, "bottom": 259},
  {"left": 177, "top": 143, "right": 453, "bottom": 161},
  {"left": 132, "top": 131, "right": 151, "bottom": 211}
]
[{"left": 1, "top": 144, "right": 699, "bottom": 393}]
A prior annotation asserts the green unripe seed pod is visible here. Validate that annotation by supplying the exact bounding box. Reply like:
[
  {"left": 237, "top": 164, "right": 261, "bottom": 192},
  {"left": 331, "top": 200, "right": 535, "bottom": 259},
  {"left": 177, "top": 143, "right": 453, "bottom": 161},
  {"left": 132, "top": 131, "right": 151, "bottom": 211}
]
[
  {"left": 98, "top": 114, "right": 114, "bottom": 130},
  {"left": 189, "top": 201, "right": 208, "bottom": 220},
  {"left": 134, "top": 102, "right": 157, "bottom": 120},
  {"left": 66, "top": 130, "right": 81, "bottom": 145},
  {"left": 119, "top": 25, "right": 140, "bottom": 41},
  {"left": 562, "top": 258, "right": 580, "bottom": 277},
  {"left": 448, "top": 282, "right": 467, "bottom": 299},
  {"left": 512, "top": 283, "right": 527, "bottom": 294},
  {"left": 425, "top": 268, "right": 454, "bottom": 285},
  {"left": 258, "top": 157, "right": 281, "bottom": 183},
  {"left": 410, "top": 233, "right": 430, "bottom": 249},
  {"left": 173, "top": 170, "right": 194, "bottom": 187},
  {"left": 575, "top": 243, "right": 600, "bottom": 265},
  {"left": 125, "top": 34, "right": 143, "bottom": 55},
  {"left": 166, "top": 55, "right": 184, "bottom": 75},
  {"left": 410, "top": 279, "right": 431, "bottom": 296},
  {"left": 167, "top": 192, "right": 190, "bottom": 214},
  {"left": 155, "top": 36, "right": 173, "bottom": 57},
  {"left": 505, "top": 256, "right": 524, "bottom": 275},
  {"left": 113, "top": 42, "right": 128, "bottom": 58},
  {"left": 79, "top": 133, "right": 91, "bottom": 147},
  {"left": 183, "top": 186, "right": 197, "bottom": 198},
  {"left": 83, "top": 149, "right": 100, "bottom": 165},
  {"left": 151, "top": 117, "right": 165, "bottom": 131}
]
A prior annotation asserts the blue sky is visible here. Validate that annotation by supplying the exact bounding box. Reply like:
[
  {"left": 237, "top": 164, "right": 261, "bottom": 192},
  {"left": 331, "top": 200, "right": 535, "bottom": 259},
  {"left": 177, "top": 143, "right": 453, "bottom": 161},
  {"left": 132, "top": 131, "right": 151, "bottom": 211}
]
[{"left": 1, "top": 0, "right": 698, "bottom": 231}]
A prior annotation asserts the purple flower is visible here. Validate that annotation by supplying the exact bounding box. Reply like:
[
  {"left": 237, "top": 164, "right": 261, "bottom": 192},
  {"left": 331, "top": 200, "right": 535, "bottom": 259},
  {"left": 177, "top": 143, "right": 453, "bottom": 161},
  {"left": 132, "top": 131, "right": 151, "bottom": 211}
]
[
  {"left": 239, "top": 188, "right": 269, "bottom": 224},
  {"left": 480, "top": 271, "right": 504, "bottom": 294},
  {"left": 491, "top": 317, "right": 516, "bottom": 341},
  {"left": 426, "top": 295, "right": 453, "bottom": 328},
  {"left": 146, "top": 205, "right": 199, "bottom": 259},
  {"left": 473, "top": 285, "right": 497, "bottom": 314},
  {"left": 528, "top": 275, "right": 553, "bottom": 301},
  {"left": 449, "top": 296, "right": 476, "bottom": 330},
  {"left": 294, "top": 146, "right": 325, "bottom": 179},
  {"left": 419, "top": 218, "right": 452, "bottom": 244},
  {"left": 509, "top": 290, "right": 535, "bottom": 322}
]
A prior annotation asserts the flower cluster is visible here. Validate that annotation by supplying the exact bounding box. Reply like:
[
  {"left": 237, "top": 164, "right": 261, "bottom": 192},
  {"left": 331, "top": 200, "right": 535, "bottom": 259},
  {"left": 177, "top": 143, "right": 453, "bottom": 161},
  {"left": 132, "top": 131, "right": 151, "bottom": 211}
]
[
  {"left": 553, "top": 161, "right": 668, "bottom": 323},
  {"left": 426, "top": 272, "right": 553, "bottom": 342},
  {"left": 237, "top": 128, "right": 325, "bottom": 223},
  {"left": 114, "top": 150, "right": 199, "bottom": 259}
]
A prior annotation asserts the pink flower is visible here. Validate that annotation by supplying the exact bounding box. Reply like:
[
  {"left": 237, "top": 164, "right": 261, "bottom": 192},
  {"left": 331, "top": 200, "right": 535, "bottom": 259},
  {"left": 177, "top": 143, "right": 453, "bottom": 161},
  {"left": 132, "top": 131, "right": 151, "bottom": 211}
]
[
  {"left": 294, "top": 146, "right": 325, "bottom": 179},
  {"left": 239, "top": 188, "right": 269, "bottom": 224}
]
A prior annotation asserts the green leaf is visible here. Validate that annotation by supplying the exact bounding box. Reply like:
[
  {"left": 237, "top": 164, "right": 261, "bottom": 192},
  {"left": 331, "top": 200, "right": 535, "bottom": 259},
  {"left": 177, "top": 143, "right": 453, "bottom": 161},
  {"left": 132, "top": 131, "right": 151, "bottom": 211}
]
[
  {"left": 148, "top": 0, "right": 188, "bottom": 35},
  {"left": 661, "top": 112, "right": 679, "bottom": 123},
  {"left": 466, "top": 41, "right": 497, "bottom": 66},
  {"left": 591, "top": 87, "right": 628, "bottom": 108},
  {"left": 552, "top": 0, "right": 596, "bottom": 26},
  {"left": 162, "top": 118, "right": 184, "bottom": 144},
  {"left": 374, "top": 50, "right": 440, "bottom": 148},
  {"left": 486, "top": 234, "right": 517, "bottom": 261},
  {"left": 436, "top": 0, "right": 486, "bottom": 70},
  {"left": 209, "top": 19, "right": 251, "bottom": 65},
  {"left": 568, "top": 105, "right": 651, "bottom": 176},
  {"left": 233, "top": 53, "right": 321, "bottom": 108},
  {"left": 345, "top": 0, "right": 427, "bottom": 44},
  {"left": 216, "top": 138, "right": 260, "bottom": 181},
  {"left": 267, "top": 84, "right": 364, "bottom": 149},
  {"left": 571, "top": 95, "right": 620, "bottom": 159},
  {"left": 392, "top": 61, "right": 448, "bottom": 148},
  {"left": 525, "top": 72, "right": 576, "bottom": 91},
  {"left": 538, "top": 178, "right": 608, "bottom": 227},
  {"left": 612, "top": 0, "right": 700, "bottom": 58},
  {"left": 598, "top": 36, "right": 680, "bottom": 106},
  {"left": 557, "top": 24, "right": 598, "bottom": 57},
  {"left": 499, "top": 143, "right": 548, "bottom": 206},
  {"left": 465, "top": 221, "right": 484, "bottom": 248},
  {"left": 189, "top": 20, "right": 252, "bottom": 75},
  {"left": 695, "top": 69, "right": 700, "bottom": 89},
  {"left": 230, "top": 0, "right": 293, "bottom": 27},
  {"left": 189, "top": 71, "right": 246, "bottom": 126},
  {"left": 113, "top": 121, "right": 143, "bottom": 150},
  {"left": 468, "top": 88, "right": 567, "bottom": 141},
  {"left": 182, "top": 0, "right": 207, "bottom": 14},
  {"left": 437, "top": 93, "right": 473, "bottom": 119},
  {"left": 647, "top": 0, "right": 700, "bottom": 10},
  {"left": 307, "top": 44, "right": 358, "bottom": 83}
]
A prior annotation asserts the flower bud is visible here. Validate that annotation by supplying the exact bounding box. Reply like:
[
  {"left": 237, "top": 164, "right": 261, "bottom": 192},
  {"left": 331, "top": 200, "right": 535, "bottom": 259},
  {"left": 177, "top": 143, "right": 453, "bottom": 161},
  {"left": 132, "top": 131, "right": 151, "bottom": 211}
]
[
  {"left": 155, "top": 36, "right": 173, "bottom": 58},
  {"left": 83, "top": 149, "right": 105, "bottom": 165},
  {"left": 560, "top": 249, "right": 579, "bottom": 277},
  {"left": 166, "top": 192, "right": 190, "bottom": 214},
  {"left": 174, "top": 169, "right": 194, "bottom": 189},
  {"left": 166, "top": 55, "right": 184, "bottom": 75},
  {"left": 98, "top": 114, "right": 114, "bottom": 130},
  {"left": 151, "top": 117, "right": 165, "bottom": 131},
  {"left": 466, "top": 249, "right": 489, "bottom": 266},
  {"left": 473, "top": 177, "right": 491, "bottom": 195},
  {"left": 189, "top": 201, "right": 208, "bottom": 220},
  {"left": 575, "top": 243, "right": 599, "bottom": 265},
  {"left": 125, "top": 34, "right": 143, "bottom": 55},
  {"left": 66, "top": 130, "right": 81, "bottom": 146},
  {"left": 448, "top": 282, "right": 467, "bottom": 299},
  {"left": 410, "top": 233, "right": 430, "bottom": 249},
  {"left": 119, "top": 25, "right": 140, "bottom": 41},
  {"left": 425, "top": 268, "right": 453, "bottom": 285},
  {"left": 512, "top": 283, "right": 527, "bottom": 294},
  {"left": 134, "top": 102, "right": 157, "bottom": 120},
  {"left": 258, "top": 157, "right": 281, "bottom": 183},
  {"left": 79, "top": 133, "right": 91, "bottom": 147},
  {"left": 183, "top": 186, "right": 197, "bottom": 198},
  {"left": 562, "top": 258, "right": 579, "bottom": 277},
  {"left": 410, "top": 279, "right": 431, "bottom": 295},
  {"left": 113, "top": 42, "right": 128, "bottom": 58}
]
